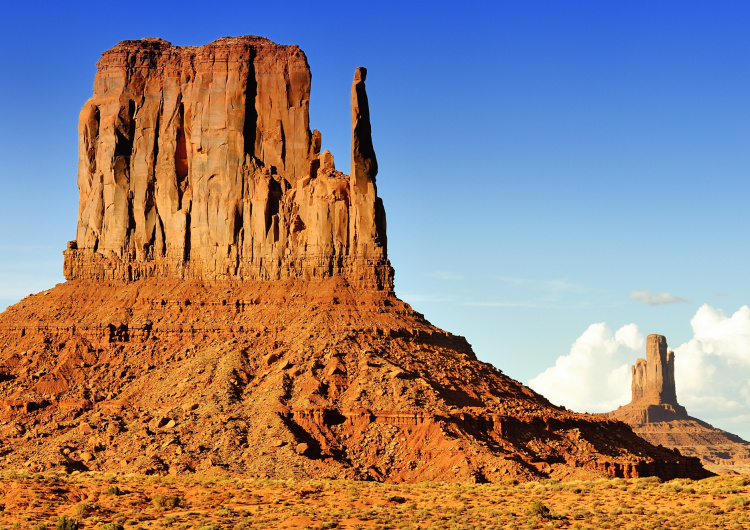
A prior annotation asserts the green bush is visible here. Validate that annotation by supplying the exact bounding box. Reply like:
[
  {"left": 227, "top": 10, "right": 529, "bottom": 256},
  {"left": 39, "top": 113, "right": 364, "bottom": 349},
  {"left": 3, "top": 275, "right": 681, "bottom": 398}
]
[
  {"left": 105, "top": 485, "right": 122, "bottom": 496},
  {"left": 725, "top": 496, "right": 750, "bottom": 510},
  {"left": 100, "top": 524, "right": 125, "bottom": 530},
  {"left": 153, "top": 494, "right": 182, "bottom": 510},
  {"left": 75, "top": 501, "right": 94, "bottom": 519},
  {"left": 56, "top": 516, "right": 78, "bottom": 530},
  {"left": 529, "top": 500, "right": 551, "bottom": 518}
]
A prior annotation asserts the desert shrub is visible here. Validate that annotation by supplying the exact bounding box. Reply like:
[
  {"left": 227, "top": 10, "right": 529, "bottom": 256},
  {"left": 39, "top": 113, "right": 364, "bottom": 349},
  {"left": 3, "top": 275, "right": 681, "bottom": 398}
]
[
  {"left": 105, "top": 485, "right": 122, "bottom": 495},
  {"left": 100, "top": 524, "right": 124, "bottom": 530},
  {"left": 319, "top": 523, "right": 339, "bottom": 529},
  {"left": 56, "top": 516, "right": 78, "bottom": 530},
  {"left": 152, "top": 494, "right": 182, "bottom": 510},
  {"left": 726, "top": 496, "right": 750, "bottom": 510},
  {"left": 34, "top": 524, "right": 47, "bottom": 530},
  {"left": 529, "top": 501, "right": 551, "bottom": 518},
  {"left": 75, "top": 501, "right": 95, "bottom": 519},
  {"left": 387, "top": 494, "right": 407, "bottom": 504}
]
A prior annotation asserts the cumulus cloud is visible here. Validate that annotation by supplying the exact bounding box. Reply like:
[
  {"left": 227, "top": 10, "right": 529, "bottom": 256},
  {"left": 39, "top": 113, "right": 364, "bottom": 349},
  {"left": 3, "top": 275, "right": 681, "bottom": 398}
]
[
  {"left": 673, "top": 305, "right": 750, "bottom": 438},
  {"left": 528, "top": 323, "right": 641, "bottom": 413},
  {"left": 529, "top": 304, "right": 750, "bottom": 440},
  {"left": 629, "top": 289, "right": 690, "bottom": 305}
]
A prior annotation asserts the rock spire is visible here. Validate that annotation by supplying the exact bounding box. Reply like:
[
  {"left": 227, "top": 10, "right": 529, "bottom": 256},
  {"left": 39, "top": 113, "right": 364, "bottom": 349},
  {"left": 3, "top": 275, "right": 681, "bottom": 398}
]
[
  {"left": 631, "top": 334, "right": 680, "bottom": 407},
  {"left": 611, "top": 334, "right": 688, "bottom": 423},
  {"left": 63, "top": 37, "right": 392, "bottom": 291}
]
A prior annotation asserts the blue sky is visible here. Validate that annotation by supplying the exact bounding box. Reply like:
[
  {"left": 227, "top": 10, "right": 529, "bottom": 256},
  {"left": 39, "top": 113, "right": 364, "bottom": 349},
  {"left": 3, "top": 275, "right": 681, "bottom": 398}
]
[{"left": 1, "top": 1, "right": 750, "bottom": 436}]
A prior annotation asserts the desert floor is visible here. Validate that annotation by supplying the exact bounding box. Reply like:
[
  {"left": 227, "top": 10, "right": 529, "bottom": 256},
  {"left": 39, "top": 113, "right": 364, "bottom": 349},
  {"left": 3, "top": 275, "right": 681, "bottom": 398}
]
[{"left": 0, "top": 470, "right": 748, "bottom": 529}]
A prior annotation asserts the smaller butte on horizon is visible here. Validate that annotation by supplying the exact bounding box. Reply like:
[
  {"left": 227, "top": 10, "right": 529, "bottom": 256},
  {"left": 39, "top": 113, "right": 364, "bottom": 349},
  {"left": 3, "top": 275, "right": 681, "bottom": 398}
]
[{"left": 608, "top": 334, "right": 750, "bottom": 475}]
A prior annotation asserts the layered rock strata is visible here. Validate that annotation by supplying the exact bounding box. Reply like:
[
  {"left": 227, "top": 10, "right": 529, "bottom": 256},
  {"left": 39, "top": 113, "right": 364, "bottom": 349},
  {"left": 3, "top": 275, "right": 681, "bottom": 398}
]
[
  {"left": 0, "top": 37, "right": 711, "bottom": 482},
  {"left": 608, "top": 334, "right": 750, "bottom": 475},
  {"left": 63, "top": 37, "right": 391, "bottom": 291},
  {"left": 0, "top": 280, "right": 708, "bottom": 481}
]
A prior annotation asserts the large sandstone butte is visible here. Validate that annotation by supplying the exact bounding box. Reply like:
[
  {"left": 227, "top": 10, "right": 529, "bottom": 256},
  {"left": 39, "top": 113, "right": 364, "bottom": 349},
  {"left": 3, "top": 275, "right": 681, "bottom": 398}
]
[
  {"left": 608, "top": 334, "right": 750, "bottom": 475},
  {"left": 64, "top": 36, "right": 390, "bottom": 291},
  {"left": 0, "top": 37, "right": 709, "bottom": 482}
]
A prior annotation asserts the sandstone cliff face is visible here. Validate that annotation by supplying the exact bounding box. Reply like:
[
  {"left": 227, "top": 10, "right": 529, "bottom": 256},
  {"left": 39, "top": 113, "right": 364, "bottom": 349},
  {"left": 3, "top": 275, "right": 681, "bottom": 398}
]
[
  {"left": 64, "top": 37, "right": 391, "bottom": 290},
  {"left": 608, "top": 334, "right": 750, "bottom": 475}
]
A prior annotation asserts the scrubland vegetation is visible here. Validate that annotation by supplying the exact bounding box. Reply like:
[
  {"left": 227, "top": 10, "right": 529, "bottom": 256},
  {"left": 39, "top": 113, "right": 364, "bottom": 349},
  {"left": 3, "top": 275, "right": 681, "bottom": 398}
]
[{"left": 0, "top": 470, "right": 747, "bottom": 529}]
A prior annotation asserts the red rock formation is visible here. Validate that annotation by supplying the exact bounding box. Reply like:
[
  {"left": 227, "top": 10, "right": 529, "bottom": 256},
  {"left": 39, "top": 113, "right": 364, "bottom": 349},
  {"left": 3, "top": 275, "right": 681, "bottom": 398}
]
[
  {"left": 0, "top": 280, "right": 708, "bottom": 481},
  {"left": 616, "top": 334, "right": 688, "bottom": 423},
  {"left": 63, "top": 37, "right": 392, "bottom": 291},
  {"left": 0, "top": 37, "right": 710, "bottom": 482},
  {"left": 608, "top": 334, "right": 750, "bottom": 475}
]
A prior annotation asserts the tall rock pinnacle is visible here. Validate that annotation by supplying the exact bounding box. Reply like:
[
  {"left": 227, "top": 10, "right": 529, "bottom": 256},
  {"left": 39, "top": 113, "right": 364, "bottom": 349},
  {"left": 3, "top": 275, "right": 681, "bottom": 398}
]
[
  {"left": 610, "top": 334, "right": 688, "bottom": 423},
  {"left": 631, "top": 334, "right": 679, "bottom": 406},
  {"left": 349, "top": 67, "right": 387, "bottom": 260},
  {"left": 63, "top": 37, "right": 393, "bottom": 291}
]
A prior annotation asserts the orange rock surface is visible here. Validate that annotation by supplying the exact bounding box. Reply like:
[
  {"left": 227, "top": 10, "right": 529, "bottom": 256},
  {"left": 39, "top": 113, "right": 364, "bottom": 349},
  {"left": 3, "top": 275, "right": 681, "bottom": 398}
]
[
  {"left": 608, "top": 334, "right": 750, "bottom": 475},
  {"left": 0, "top": 37, "right": 710, "bottom": 482},
  {"left": 64, "top": 37, "right": 391, "bottom": 290}
]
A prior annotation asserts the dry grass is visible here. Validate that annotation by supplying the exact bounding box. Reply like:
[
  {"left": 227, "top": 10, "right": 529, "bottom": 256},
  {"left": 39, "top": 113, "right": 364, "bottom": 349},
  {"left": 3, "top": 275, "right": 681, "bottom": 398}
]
[{"left": 0, "top": 470, "right": 747, "bottom": 529}]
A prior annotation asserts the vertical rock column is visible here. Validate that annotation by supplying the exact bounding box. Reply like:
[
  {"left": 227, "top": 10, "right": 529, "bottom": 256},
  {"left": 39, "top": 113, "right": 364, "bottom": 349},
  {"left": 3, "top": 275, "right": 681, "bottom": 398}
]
[
  {"left": 349, "top": 67, "right": 387, "bottom": 260},
  {"left": 630, "top": 334, "right": 679, "bottom": 406}
]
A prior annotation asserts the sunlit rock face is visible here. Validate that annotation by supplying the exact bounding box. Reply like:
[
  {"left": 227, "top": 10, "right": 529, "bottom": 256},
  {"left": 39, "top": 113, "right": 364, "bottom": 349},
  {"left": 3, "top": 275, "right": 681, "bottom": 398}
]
[
  {"left": 64, "top": 37, "right": 392, "bottom": 291},
  {"left": 628, "top": 334, "right": 686, "bottom": 419}
]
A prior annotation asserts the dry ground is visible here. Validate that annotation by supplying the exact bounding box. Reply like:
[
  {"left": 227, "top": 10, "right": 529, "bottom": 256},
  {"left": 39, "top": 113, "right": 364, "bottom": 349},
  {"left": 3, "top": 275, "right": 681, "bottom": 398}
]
[{"left": 0, "top": 470, "right": 748, "bottom": 529}]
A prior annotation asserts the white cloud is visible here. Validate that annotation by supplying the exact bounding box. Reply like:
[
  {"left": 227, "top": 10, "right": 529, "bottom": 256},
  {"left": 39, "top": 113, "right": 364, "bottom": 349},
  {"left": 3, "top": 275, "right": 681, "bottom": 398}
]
[
  {"left": 529, "top": 304, "right": 750, "bottom": 440},
  {"left": 528, "top": 323, "right": 640, "bottom": 413},
  {"left": 673, "top": 305, "right": 750, "bottom": 438},
  {"left": 629, "top": 289, "right": 690, "bottom": 305}
]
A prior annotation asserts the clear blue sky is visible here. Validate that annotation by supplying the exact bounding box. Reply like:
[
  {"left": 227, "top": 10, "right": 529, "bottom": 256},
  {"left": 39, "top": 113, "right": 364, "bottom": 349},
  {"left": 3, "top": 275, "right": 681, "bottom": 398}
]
[{"left": 1, "top": 1, "right": 749, "bottom": 434}]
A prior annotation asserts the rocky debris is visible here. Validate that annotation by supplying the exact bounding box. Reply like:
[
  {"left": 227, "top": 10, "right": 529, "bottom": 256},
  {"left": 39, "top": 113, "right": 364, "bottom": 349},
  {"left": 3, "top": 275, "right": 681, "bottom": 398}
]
[
  {"left": 607, "top": 334, "right": 750, "bottom": 475},
  {"left": 63, "top": 37, "right": 392, "bottom": 291},
  {"left": 0, "top": 279, "right": 708, "bottom": 481}
]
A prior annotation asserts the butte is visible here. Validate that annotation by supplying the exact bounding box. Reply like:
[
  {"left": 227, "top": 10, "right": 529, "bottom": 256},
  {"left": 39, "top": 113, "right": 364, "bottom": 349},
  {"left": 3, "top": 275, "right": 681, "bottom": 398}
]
[
  {"left": 608, "top": 334, "right": 750, "bottom": 475},
  {"left": 0, "top": 36, "right": 709, "bottom": 481}
]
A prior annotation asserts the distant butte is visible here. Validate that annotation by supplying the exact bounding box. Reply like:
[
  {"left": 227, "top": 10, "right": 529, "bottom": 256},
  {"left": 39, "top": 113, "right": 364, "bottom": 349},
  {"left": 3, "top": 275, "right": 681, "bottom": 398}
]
[
  {"left": 607, "top": 334, "right": 750, "bottom": 474},
  {"left": 0, "top": 37, "right": 709, "bottom": 481}
]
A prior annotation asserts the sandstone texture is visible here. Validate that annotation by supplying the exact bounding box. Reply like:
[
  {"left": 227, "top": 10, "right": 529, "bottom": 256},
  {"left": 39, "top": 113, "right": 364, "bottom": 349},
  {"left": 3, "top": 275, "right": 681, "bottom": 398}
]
[
  {"left": 0, "top": 37, "right": 711, "bottom": 482},
  {"left": 608, "top": 334, "right": 750, "bottom": 475},
  {"left": 64, "top": 37, "right": 391, "bottom": 291},
  {"left": 0, "top": 280, "right": 707, "bottom": 481}
]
